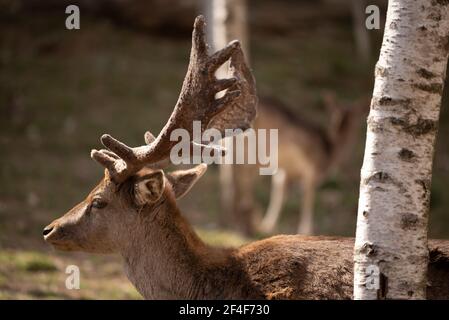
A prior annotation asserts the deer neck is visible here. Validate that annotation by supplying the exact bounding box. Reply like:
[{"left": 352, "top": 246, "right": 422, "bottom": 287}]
[{"left": 119, "top": 190, "right": 232, "bottom": 299}]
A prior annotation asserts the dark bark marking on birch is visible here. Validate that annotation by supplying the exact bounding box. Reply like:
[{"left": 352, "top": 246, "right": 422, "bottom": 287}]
[
  {"left": 389, "top": 117, "right": 407, "bottom": 127},
  {"left": 417, "top": 68, "right": 436, "bottom": 79},
  {"left": 375, "top": 96, "right": 411, "bottom": 107},
  {"left": 398, "top": 148, "right": 416, "bottom": 162},
  {"left": 389, "top": 117, "right": 438, "bottom": 136},
  {"left": 416, "top": 179, "right": 431, "bottom": 208},
  {"left": 440, "top": 36, "right": 449, "bottom": 52},
  {"left": 365, "top": 171, "right": 408, "bottom": 194},
  {"left": 433, "top": 0, "right": 449, "bottom": 6},
  {"left": 378, "top": 96, "right": 392, "bottom": 105},
  {"left": 357, "top": 242, "right": 377, "bottom": 256},
  {"left": 418, "top": 25, "right": 427, "bottom": 32},
  {"left": 412, "top": 82, "right": 444, "bottom": 94},
  {"left": 401, "top": 213, "right": 419, "bottom": 230},
  {"left": 409, "top": 119, "right": 438, "bottom": 136},
  {"left": 369, "top": 171, "right": 391, "bottom": 184},
  {"left": 428, "top": 11, "right": 442, "bottom": 21}
]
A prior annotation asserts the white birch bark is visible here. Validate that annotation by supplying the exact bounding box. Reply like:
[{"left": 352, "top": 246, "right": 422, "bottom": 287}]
[{"left": 354, "top": 0, "right": 449, "bottom": 299}]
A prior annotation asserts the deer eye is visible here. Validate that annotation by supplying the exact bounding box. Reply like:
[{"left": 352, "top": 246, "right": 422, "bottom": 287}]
[{"left": 91, "top": 198, "right": 107, "bottom": 209}]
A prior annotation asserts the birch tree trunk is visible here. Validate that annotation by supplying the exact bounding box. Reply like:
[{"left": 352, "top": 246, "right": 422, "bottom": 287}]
[
  {"left": 354, "top": 0, "right": 449, "bottom": 299},
  {"left": 202, "top": 0, "right": 251, "bottom": 232}
]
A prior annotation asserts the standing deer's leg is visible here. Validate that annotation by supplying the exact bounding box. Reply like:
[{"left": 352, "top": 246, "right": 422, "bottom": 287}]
[
  {"left": 259, "top": 169, "right": 287, "bottom": 234},
  {"left": 297, "top": 179, "right": 316, "bottom": 235}
]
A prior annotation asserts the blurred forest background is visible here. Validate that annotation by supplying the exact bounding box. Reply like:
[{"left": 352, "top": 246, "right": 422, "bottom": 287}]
[{"left": 0, "top": 0, "right": 448, "bottom": 299}]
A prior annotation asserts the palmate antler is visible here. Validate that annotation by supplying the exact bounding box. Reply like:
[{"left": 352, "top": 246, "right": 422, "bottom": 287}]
[{"left": 91, "top": 15, "right": 257, "bottom": 183}]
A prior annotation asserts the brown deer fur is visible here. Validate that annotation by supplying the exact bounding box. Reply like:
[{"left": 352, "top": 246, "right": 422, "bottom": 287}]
[{"left": 45, "top": 166, "right": 449, "bottom": 299}]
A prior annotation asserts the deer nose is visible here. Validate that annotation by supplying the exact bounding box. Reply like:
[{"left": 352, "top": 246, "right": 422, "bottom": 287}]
[{"left": 43, "top": 226, "right": 54, "bottom": 236}]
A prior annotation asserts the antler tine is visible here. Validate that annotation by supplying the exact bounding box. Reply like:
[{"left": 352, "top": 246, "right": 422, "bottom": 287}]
[
  {"left": 191, "top": 15, "right": 208, "bottom": 59},
  {"left": 91, "top": 150, "right": 116, "bottom": 171},
  {"left": 91, "top": 15, "right": 257, "bottom": 184},
  {"left": 91, "top": 149, "right": 126, "bottom": 182},
  {"left": 208, "top": 40, "right": 240, "bottom": 75},
  {"left": 100, "top": 134, "right": 138, "bottom": 163}
]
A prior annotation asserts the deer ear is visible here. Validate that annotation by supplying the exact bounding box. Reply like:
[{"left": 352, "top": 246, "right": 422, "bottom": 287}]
[
  {"left": 134, "top": 170, "right": 165, "bottom": 205},
  {"left": 166, "top": 164, "right": 207, "bottom": 199}
]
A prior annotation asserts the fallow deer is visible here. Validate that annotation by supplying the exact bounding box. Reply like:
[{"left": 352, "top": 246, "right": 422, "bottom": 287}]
[
  {"left": 43, "top": 16, "right": 449, "bottom": 299},
  {"left": 229, "top": 93, "right": 368, "bottom": 236},
  {"left": 257, "top": 93, "right": 368, "bottom": 235}
]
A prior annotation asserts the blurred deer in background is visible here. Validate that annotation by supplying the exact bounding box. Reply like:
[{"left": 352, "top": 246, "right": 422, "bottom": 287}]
[
  {"left": 232, "top": 93, "right": 368, "bottom": 236},
  {"left": 43, "top": 16, "right": 449, "bottom": 300}
]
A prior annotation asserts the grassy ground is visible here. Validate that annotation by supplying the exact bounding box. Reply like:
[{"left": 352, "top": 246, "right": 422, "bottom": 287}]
[
  {"left": 1, "top": 1, "right": 448, "bottom": 299},
  {"left": 0, "top": 250, "right": 140, "bottom": 299}
]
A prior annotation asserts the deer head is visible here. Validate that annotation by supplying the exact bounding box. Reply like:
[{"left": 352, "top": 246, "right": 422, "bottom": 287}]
[
  {"left": 321, "top": 91, "right": 369, "bottom": 145},
  {"left": 43, "top": 165, "right": 207, "bottom": 253},
  {"left": 43, "top": 16, "right": 257, "bottom": 254},
  {"left": 321, "top": 91, "right": 369, "bottom": 168}
]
